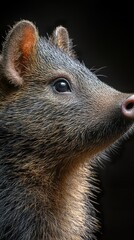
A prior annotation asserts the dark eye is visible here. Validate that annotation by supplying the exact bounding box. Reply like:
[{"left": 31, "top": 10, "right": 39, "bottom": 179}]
[{"left": 53, "top": 78, "right": 71, "bottom": 93}]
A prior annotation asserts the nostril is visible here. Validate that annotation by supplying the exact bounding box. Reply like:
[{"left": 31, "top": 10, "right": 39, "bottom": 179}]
[
  {"left": 125, "top": 102, "right": 134, "bottom": 110},
  {"left": 121, "top": 94, "right": 134, "bottom": 119}
]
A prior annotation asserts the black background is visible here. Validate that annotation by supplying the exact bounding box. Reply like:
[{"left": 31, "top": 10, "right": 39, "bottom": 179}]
[{"left": 0, "top": 2, "right": 134, "bottom": 239}]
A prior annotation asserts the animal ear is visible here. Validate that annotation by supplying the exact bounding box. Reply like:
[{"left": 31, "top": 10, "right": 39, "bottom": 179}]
[
  {"left": 50, "top": 26, "right": 75, "bottom": 57},
  {"left": 1, "top": 20, "right": 39, "bottom": 86}
]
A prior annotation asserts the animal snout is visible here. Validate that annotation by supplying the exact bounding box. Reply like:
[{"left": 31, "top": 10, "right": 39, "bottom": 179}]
[{"left": 121, "top": 94, "right": 134, "bottom": 119}]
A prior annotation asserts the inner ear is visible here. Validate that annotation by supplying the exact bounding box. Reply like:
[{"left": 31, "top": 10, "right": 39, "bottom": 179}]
[
  {"left": 20, "top": 24, "right": 37, "bottom": 60},
  {"left": 2, "top": 20, "right": 39, "bottom": 86},
  {"left": 53, "top": 26, "right": 70, "bottom": 52},
  {"left": 50, "top": 26, "right": 75, "bottom": 57}
]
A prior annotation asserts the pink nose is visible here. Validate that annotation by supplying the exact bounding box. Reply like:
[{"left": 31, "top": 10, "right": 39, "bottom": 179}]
[{"left": 122, "top": 95, "right": 134, "bottom": 119}]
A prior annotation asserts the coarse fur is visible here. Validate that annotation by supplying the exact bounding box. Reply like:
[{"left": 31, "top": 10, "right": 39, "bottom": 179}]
[{"left": 0, "top": 20, "right": 134, "bottom": 240}]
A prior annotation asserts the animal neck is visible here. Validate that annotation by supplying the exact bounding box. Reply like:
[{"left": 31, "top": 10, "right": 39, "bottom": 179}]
[{"left": 45, "top": 161, "right": 99, "bottom": 240}]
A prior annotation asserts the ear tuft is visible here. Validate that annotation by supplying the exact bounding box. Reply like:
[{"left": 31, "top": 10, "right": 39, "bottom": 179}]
[
  {"left": 1, "top": 20, "right": 38, "bottom": 86},
  {"left": 50, "top": 26, "right": 75, "bottom": 58}
]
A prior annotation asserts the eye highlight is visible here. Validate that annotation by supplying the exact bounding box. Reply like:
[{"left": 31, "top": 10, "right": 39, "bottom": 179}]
[{"left": 52, "top": 78, "right": 71, "bottom": 93}]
